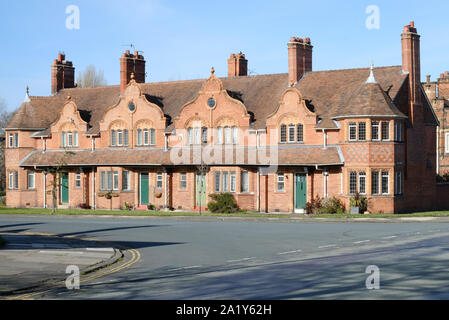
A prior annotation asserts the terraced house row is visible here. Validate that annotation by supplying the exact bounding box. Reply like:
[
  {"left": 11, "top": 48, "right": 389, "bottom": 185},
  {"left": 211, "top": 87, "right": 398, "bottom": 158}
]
[{"left": 5, "top": 21, "right": 447, "bottom": 214}]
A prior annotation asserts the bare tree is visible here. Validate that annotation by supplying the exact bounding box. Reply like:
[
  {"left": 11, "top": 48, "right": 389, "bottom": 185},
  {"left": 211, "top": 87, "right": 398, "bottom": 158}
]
[{"left": 77, "top": 65, "right": 107, "bottom": 88}]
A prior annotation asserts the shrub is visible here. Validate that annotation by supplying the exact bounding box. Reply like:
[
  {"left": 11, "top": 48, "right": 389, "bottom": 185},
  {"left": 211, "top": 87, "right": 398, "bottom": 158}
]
[
  {"left": 79, "top": 203, "right": 91, "bottom": 210},
  {"left": 305, "top": 195, "right": 323, "bottom": 215},
  {"left": 319, "top": 197, "right": 345, "bottom": 214},
  {"left": 207, "top": 193, "right": 239, "bottom": 213},
  {"left": 147, "top": 204, "right": 156, "bottom": 211}
]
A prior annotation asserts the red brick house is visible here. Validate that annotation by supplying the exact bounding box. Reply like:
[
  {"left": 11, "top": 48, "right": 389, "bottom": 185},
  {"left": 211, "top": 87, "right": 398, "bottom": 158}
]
[{"left": 4, "top": 21, "right": 442, "bottom": 214}]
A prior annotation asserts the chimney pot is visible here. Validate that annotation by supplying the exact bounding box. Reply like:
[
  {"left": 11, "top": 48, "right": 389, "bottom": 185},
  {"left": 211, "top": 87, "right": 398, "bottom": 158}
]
[
  {"left": 120, "top": 50, "right": 146, "bottom": 94},
  {"left": 51, "top": 53, "right": 75, "bottom": 95},
  {"left": 288, "top": 36, "right": 313, "bottom": 86}
]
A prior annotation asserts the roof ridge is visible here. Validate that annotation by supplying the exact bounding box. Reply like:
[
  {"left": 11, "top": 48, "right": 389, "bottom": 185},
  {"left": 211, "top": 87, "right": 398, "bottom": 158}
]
[{"left": 308, "top": 65, "right": 402, "bottom": 74}]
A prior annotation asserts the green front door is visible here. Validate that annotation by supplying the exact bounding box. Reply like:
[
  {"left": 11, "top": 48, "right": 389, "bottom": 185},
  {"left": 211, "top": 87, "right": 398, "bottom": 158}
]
[
  {"left": 60, "top": 173, "right": 69, "bottom": 204},
  {"left": 196, "top": 173, "right": 207, "bottom": 208},
  {"left": 140, "top": 173, "right": 149, "bottom": 205},
  {"left": 295, "top": 173, "right": 307, "bottom": 209}
]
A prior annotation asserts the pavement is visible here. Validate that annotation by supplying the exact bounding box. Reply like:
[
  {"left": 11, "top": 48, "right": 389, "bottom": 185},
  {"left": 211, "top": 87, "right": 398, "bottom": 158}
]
[
  {"left": 2, "top": 214, "right": 449, "bottom": 299},
  {"left": 0, "top": 231, "right": 121, "bottom": 297}
]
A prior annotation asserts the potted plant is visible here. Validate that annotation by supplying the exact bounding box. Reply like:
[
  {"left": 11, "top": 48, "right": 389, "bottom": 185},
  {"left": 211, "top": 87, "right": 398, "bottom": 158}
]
[{"left": 350, "top": 192, "right": 367, "bottom": 214}]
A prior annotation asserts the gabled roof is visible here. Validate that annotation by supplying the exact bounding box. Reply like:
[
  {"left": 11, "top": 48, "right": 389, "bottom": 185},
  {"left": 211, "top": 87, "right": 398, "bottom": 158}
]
[{"left": 7, "top": 66, "right": 409, "bottom": 134}]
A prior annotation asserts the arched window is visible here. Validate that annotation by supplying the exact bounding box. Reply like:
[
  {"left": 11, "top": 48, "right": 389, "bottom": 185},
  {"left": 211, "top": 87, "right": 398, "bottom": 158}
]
[
  {"left": 224, "top": 126, "right": 231, "bottom": 144},
  {"left": 232, "top": 126, "right": 238, "bottom": 144},
  {"left": 297, "top": 124, "right": 303, "bottom": 143},
  {"left": 280, "top": 125, "right": 287, "bottom": 143},
  {"left": 217, "top": 126, "right": 223, "bottom": 144}
]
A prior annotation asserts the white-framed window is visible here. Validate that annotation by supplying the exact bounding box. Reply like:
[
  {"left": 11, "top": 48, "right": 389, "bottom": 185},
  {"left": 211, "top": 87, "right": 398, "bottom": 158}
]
[
  {"left": 224, "top": 126, "right": 231, "bottom": 144},
  {"left": 117, "top": 130, "right": 123, "bottom": 146},
  {"left": 137, "top": 129, "right": 142, "bottom": 146},
  {"left": 75, "top": 172, "right": 81, "bottom": 188},
  {"left": 395, "top": 122, "right": 403, "bottom": 142},
  {"left": 113, "top": 171, "right": 119, "bottom": 190},
  {"left": 214, "top": 172, "right": 221, "bottom": 192},
  {"left": 67, "top": 132, "right": 73, "bottom": 147},
  {"left": 358, "top": 172, "right": 366, "bottom": 195},
  {"left": 124, "top": 130, "right": 129, "bottom": 146},
  {"left": 381, "top": 171, "right": 389, "bottom": 195},
  {"left": 222, "top": 171, "right": 229, "bottom": 192},
  {"left": 8, "top": 133, "right": 13, "bottom": 148},
  {"left": 349, "top": 122, "right": 357, "bottom": 141},
  {"left": 288, "top": 124, "right": 295, "bottom": 142},
  {"left": 230, "top": 172, "right": 236, "bottom": 192},
  {"left": 150, "top": 129, "right": 155, "bottom": 146},
  {"left": 107, "top": 171, "right": 113, "bottom": 190},
  {"left": 122, "top": 171, "right": 130, "bottom": 190},
  {"left": 100, "top": 171, "right": 106, "bottom": 190},
  {"left": 156, "top": 172, "right": 163, "bottom": 189},
  {"left": 277, "top": 173, "right": 285, "bottom": 192},
  {"left": 62, "top": 131, "right": 67, "bottom": 147},
  {"left": 27, "top": 171, "right": 35, "bottom": 189},
  {"left": 9, "top": 171, "right": 18, "bottom": 189},
  {"left": 180, "top": 172, "right": 187, "bottom": 190},
  {"left": 445, "top": 133, "right": 449, "bottom": 154},
  {"left": 241, "top": 171, "right": 249, "bottom": 192},
  {"left": 371, "top": 122, "right": 380, "bottom": 141},
  {"left": 217, "top": 127, "right": 223, "bottom": 145},
  {"left": 358, "top": 122, "right": 366, "bottom": 141},
  {"left": 194, "top": 127, "right": 201, "bottom": 145},
  {"left": 395, "top": 171, "right": 403, "bottom": 195},
  {"left": 381, "top": 121, "right": 390, "bottom": 141},
  {"left": 111, "top": 130, "right": 117, "bottom": 146},
  {"left": 202, "top": 127, "right": 208, "bottom": 144},
  {"left": 349, "top": 171, "right": 357, "bottom": 194},
  {"left": 232, "top": 126, "right": 238, "bottom": 144}
]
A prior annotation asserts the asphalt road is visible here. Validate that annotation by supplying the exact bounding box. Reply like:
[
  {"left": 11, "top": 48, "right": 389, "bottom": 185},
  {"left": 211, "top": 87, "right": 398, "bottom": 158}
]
[{"left": 1, "top": 215, "right": 449, "bottom": 299}]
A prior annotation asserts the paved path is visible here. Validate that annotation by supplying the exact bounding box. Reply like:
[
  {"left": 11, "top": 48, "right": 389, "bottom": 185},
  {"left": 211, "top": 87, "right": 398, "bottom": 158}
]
[
  {"left": 1, "top": 214, "right": 449, "bottom": 299},
  {"left": 0, "top": 231, "right": 118, "bottom": 296}
]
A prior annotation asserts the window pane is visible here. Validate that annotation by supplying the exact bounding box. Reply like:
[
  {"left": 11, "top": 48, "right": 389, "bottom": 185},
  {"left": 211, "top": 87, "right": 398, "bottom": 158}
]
[
  {"left": 150, "top": 129, "right": 155, "bottom": 145},
  {"left": 144, "top": 129, "right": 149, "bottom": 145},
  {"left": 202, "top": 127, "right": 208, "bottom": 144},
  {"left": 230, "top": 172, "right": 236, "bottom": 192},
  {"left": 14, "top": 171, "right": 18, "bottom": 189},
  {"left": 232, "top": 126, "right": 238, "bottom": 144},
  {"left": 280, "top": 125, "right": 287, "bottom": 143},
  {"left": 195, "top": 127, "right": 201, "bottom": 144},
  {"left": 62, "top": 132, "right": 66, "bottom": 147},
  {"left": 122, "top": 171, "right": 129, "bottom": 190},
  {"left": 180, "top": 173, "right": 187, "bottom": 190},
  {"left": 9, "top": 134, "right": 13, "bottom": 148},
  {"left": 74, "top": 132, "right": 79, "bottom": 147},
  {"left": 359, "top": 172, "right": 366, "bottom": 194},
  {"left": 101, "top": 172, "right": 106, "bottom": 190},
  {"left": 117, "top": 130, "right": 123, "bottom": 146},
  {"left": 215, "top": 172, "right": 221, "bottom": 192},
  {"left": 111, "top": 130, "right": 116, "bottom": 146},
  {"left": 349, "top": 123, "right": 357, "bottom": 141},
  {"left": 277, "top": 173, "right": 284, "bottom": 191},
  {"left": 124, "top": 130, "right": 129, "bottom": 146},
  {"left": 217, "top": 127, "right": 223, "bottom": 144},
  {"left": 14, "top": 133, "right": 18, "bottom": 147},
  {"left": 288, "top": 124, "right": 295, "bottom": 142},
  {"left": 28, "top": 172, "right": 35, "bottom": 189},
  {"left": 157, "top": 172, "right": 163, "bottom": 189},
  {"left": 372, "top": 171, "right": 379, "bottom": 194},
  {"left": 137, "top": 129, "right": 142, "bottom": 145},
  {"left": 241, "top": 171, "right": 249, "bottom": 192},
  {"left": 9, "top": 172, "right": 14, "bottom": 189},
  {"left": 107, "top": 172, "right": 112, "bottom": 190},
  {"left": 382, "top": 171, "right": 389, "bottom": 194},
  {"left": 297, "top": 124, "right": 304, "bottom": 143},
  {"left": 224, "top": 127, "right": 231, "bottom": 144},
  {"left": 349, "top": 171, "right": 357, "bottom": 194},
  {"left": 372, "top": 122, "right": 379, "bottom": 140},
  {"left": 187, "top": 128, "right": 193, "bottom": 145},
  {"left": 382, "top": 122, "right": 390, "bottom": 140},
  {"left": 222, "top": 172, "right": 229, "bottom": 192},
  {"left": 68, "top": 132, "right": 73, "bottom": 147},
  {"left": 358, "top": 123, "right": 366, "bottom": 141},
  {"left": 113, "top": 172, "right": 119, "bottom": 190}
]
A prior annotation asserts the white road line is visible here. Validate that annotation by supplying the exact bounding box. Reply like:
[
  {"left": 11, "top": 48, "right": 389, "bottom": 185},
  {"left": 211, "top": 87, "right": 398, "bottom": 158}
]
[
  {"left": 39, "top": 250, "right": 84, "bottom": 255},
  {"left": 382, "top": 236, "right": 397, "bottom": 239},
  {"left": 278, "top": 250, "right": 302, "bottom": 255},
  {"left": 354, "top": 240, "right": 371, "bottom": 244},
  {"left": 168, "top": 265, "right": 202, "bottom": 272},
  {"left": 318, "top": 244, "right": 337, "bottom": 249},
  {"left": 227, "top": 257, "right": 256, "bottom": 263},
  {"left": 86, "top": 248, "right": 114, "bottom": 252}
]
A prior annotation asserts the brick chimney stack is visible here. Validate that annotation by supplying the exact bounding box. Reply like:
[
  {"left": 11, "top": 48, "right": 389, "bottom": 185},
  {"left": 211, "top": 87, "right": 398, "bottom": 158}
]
[
  {"left": 437, "top": 71, "right": 449, "bottom": 99},
  {"left": 401, "top": 21, "right": 421, "bottom": 119},
  {"left": 228, "top": 52, "right": 248, "bottom": 77},
  {"left": 120, "top": 50, "right": 146, "bottom": 94},
  {"left": 288, "top": 37, "right": 312, "bottom": 86},
  {"left": 51, "top": 53, "right": 75, "bottom": 95}
]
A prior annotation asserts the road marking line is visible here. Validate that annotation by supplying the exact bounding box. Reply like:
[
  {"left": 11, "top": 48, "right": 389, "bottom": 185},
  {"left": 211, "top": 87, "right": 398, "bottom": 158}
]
[
  {"left": 382, "top": 235, "right": 397, "bottom": 239},
  {"left": 86, "top": 248, "right": 114, "bottom": 252},
  {"left": 39, "top": 250, "right": 84, "bottom": 255},
  {"left": 278, "top": 250, "right": 302, "bottom": 255},
  {"left": 227, "top": 257, "right": 256, "bottom": 263},
  {"left": 353, "top": 240, "right": 370, "bottom": 244},
  {"left": 318, "top": 244, "right": 337, "bottom": 249}
]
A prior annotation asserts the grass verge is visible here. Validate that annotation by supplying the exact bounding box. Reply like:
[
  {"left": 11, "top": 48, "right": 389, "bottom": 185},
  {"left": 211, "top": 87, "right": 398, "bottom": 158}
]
[{"left": 1, "top": 207, "right": 449, "bottom": 219}]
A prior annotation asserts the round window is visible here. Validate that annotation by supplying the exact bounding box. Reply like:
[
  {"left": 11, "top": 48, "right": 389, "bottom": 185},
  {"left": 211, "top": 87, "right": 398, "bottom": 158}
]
[
  {"left": 128, "top": 102, "right": 136, "bottom": 112},
  {"left": 207, "top": 98, "right": 216, "bottom": 108}
]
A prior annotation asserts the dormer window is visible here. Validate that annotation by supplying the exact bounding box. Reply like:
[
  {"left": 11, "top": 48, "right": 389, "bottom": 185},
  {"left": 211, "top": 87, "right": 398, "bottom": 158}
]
[
  {"left": 280, "top": 125, "right": 287, "bottom": 143},
  {"left": 111, "top": 129, "right": 129, "bottom": 147},
  {"left": 137, "top": 128, "right": 155, "bottom": 146},
  {"left": 348, "top": 122, "right": 357, "bottom": 141},
  {"left": 280, "top": 123, "right": 304, "bottom": 143}
]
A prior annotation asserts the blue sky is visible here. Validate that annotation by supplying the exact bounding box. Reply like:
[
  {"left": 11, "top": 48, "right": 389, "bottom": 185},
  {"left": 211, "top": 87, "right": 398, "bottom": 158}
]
[{"left": 1, "top": 0, "right": 448, "bottom": 111}]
